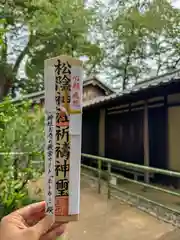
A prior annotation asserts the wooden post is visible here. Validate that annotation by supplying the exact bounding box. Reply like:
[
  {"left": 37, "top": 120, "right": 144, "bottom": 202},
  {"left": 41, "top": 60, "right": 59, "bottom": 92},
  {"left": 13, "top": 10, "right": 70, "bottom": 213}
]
[
  {"left": 164, "top": 95, "right": 169, "bottom": 170},
  {"left": 98, "top": 108, "right": 105, "bottom": 194},
  {"left": 107, "top": 162, "right": 111, "bottom": 199},
  {"left": 98, "top": 159, "right": 102, "bottom": 194},
  {"left": 98, "top": 108, "right": 105, "bottom": 157},
  {"left": 144, "top": 102, "right": 150, "bottom": 183}
]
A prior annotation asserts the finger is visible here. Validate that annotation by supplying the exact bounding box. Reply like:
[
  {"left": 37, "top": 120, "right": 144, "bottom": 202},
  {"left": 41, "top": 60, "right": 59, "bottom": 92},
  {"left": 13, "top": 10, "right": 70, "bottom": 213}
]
[
  {"left": 27, "top": 211, "right": 45, "bottom": 226},
  {"left": 29, "top": 217, "right": 64, "bottom": 228},
  {"left": 41, "top": 224, "right": 66, "bottom": 240},
  {"left": 31, "top": 215, "right": 54, "bottom": 238},
  {"left": 15, "top": 201, "right": 45, "bottom": 220},
  {"left": 46, "top": 222, "right": 67, "bottom": 234}
]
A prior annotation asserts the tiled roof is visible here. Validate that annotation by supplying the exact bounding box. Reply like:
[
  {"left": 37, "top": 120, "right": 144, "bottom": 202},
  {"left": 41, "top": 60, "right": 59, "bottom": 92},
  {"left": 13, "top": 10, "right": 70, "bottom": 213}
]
[
  {"left": 83, "top": 69, "right": 180, "bottom": 108},
  {"left": 11, "top": 76, "right": 114, "bottom": 104},
  {"left": 10, "top": 68, "right": 180, "bottom": 108},
  {"left": 83, "top": 76, "right": 114, "bottom": 94}
]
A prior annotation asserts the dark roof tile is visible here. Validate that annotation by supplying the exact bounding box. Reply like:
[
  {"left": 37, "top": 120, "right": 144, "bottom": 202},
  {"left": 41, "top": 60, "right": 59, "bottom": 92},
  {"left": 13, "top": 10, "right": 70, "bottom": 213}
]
[
  {"left": 9, "top": 69, "right": 180, "bottom": 108},
  {"left": 83, "top": 69, "right": 180, "bottom": 107}
]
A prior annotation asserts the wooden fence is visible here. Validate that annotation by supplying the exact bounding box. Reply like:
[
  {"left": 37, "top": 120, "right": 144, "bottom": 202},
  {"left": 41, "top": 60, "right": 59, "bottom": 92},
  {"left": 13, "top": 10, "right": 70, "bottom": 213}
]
[
  {"left": 2, "top": 152, "right": 180, "bottom": 225},
  {"left": 81, "top": 153, "right": 180, "bottom": 227}
]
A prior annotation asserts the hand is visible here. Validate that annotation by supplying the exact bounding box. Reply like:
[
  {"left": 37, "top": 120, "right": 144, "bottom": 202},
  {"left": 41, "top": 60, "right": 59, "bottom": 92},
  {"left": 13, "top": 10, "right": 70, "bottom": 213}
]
[{"left": 0, "top": 201, "right": 66, "bottom": 240}]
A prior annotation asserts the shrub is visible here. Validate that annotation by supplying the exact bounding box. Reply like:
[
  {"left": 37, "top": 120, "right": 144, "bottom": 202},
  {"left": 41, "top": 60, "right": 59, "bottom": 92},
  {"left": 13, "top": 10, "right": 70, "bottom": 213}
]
[{"left": 0, "top": 98, "right": 44, "bottom": 218}]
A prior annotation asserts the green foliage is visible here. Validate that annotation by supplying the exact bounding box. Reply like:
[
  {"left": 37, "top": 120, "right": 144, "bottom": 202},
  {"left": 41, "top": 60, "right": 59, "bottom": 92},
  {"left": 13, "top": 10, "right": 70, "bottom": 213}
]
[
  {"left": 0, "top": 18, "right": 6, "bottom": 46},
  {"left": 0, "top": 99, "right": 44, "bottom": 219},
  {"left": 23, "top": 0, "right": 103, "bottom": 92},
  {"left": 0, "top": 0, "right": 103, "bottom": 99},
  {"left": 1, "top": 0, "right": 180, "bottom": 96},
  {"left": 95, "top": 0, "right": 180, "bottom": 90}
]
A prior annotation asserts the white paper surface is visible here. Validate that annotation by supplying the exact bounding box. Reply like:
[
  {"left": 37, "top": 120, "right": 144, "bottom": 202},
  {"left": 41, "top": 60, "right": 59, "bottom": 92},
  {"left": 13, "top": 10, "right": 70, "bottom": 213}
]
[
  {"left": 69, "top": 135, "right": 81, "bottom": 215},
  {"left": 44, "top": 63, "right": 56, "bottom": 217},
  {"left": 44, "top": 113, "right": 56, "bottom": 217},
  {"left": 69, "top": 114, "right": 82, "bottom": 135}
]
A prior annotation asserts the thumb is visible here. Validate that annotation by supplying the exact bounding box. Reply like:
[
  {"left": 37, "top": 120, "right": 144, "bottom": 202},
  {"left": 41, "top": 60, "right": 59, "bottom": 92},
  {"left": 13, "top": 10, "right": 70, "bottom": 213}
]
[{"left": 30, "top": 215, "right": 54, "bottom": 239}]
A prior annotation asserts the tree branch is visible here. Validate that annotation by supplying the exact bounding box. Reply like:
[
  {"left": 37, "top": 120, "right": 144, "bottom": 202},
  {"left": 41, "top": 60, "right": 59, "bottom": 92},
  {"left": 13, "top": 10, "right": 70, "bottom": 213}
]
[
  {"left": 122, "top": 19, "right": 135, "bottom": 90},
  {"left": 173, "top": 57, "right": 180, "bottom": 69},
  {"left": 156, "top": 55, "right": 162, "bottom": 76},
  {"left": 16, "top": 154, "right": 31, "bottom": 192},
  {"left": 122, "top": 53, "right": 131, "bottom": 90}
]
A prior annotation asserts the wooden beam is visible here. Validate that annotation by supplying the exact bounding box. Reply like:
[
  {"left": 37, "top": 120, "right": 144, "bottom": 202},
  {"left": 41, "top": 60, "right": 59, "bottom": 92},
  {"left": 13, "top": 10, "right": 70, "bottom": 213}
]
[{"left": 143, "top": 101, "right": 150, "bottom": 183}]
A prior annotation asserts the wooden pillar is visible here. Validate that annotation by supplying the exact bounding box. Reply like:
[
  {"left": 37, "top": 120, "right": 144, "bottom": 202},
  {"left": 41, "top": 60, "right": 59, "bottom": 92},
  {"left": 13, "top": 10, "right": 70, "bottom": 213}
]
[
  {"left": 143, "top": 102, "right": 150, "bottom": 183},
  {"left": 98, "top": 108, "right": 105, "bottom": 157},
  {"left": 164, "top": 95, "right": 169, "bottom": 170}
]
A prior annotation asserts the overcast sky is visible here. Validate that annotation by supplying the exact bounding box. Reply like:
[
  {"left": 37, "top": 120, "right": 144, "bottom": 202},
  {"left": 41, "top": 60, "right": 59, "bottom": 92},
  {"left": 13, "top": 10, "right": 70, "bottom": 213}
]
[{"left": 173, "top": 0, "right": 180, "bottom": 8}]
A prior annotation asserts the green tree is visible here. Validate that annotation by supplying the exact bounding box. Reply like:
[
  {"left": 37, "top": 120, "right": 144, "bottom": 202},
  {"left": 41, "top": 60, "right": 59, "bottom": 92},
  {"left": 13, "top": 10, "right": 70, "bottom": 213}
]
[
  {"left": 0, "top": 99, "right": 44, "bottom": 218},
  {"left": 95, "top": 0, "right": 180, "bottom": 90},
  {"left": 0, "top": 0, "right": 103, "bottom": 100}
]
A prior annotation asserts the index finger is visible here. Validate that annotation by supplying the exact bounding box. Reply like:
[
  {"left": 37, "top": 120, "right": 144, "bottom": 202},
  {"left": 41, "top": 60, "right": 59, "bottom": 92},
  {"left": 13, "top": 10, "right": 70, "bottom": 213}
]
[{"left": 15, "top": 201, "right": 45, "bottom": 220}]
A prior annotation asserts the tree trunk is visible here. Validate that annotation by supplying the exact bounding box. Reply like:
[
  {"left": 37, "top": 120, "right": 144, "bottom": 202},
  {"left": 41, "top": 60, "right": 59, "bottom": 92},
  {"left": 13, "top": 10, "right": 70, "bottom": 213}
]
[{"left": 0, "top": 74, "right": 12, "bottom": 101}]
